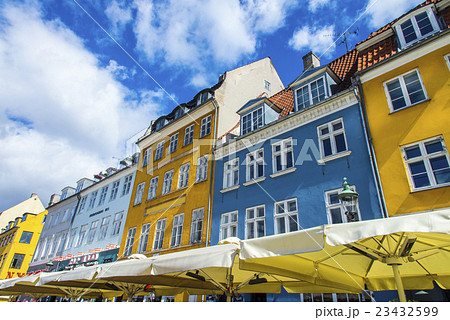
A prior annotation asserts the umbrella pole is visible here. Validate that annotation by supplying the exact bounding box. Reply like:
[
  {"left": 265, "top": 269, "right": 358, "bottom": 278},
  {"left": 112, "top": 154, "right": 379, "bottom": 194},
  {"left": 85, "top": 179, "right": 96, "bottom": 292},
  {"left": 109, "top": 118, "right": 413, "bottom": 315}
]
[{"left": 391, "top": 264, "right": 407, "bottom": 302}]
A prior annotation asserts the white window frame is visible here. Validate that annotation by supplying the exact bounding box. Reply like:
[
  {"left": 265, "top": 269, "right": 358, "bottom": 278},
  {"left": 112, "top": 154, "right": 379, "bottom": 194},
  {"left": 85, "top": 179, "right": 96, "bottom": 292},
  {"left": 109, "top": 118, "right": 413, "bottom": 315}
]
[
  {"left": 272, "top": 138, "right": 294, "bottom": 174},
  {"left": 178, "top": 163, "right": 190, "bottom": 189},
  {"left": 162, "top": 170, "right": 174, "bottom": 195},
  {"left": 78, "top": 196, "right": 87, "bottom": 213},
  {"left": 184, "top": 124, "right": 194, "bottom": 146},
  {"left": 138, "top": 223, "right": 151, "bottom": 253},
  {"left": 66, "top": 228, "right": 77, "bottom": 250},
  {"left": 109, "top": 180, "right": 120, "bottom": 201},
  {"left": 153, "top": 219, "right": 166, "bottom": 250},
  {"left": 445, "top": 54, "right": 450, "bottom": 71},
  {"left": 169, "top": 133, "right": 179, "bottom": 154},
  {"left": 219, "top": 211, "right": 238, "bottom": 241},
  {"left": 190, "top": 208, "right": 204, "bottom": 244},
  {"left": 274, "top": 198, "right": 299, "bottom": 234},
  {"left": 325, "top": 187, "right": 361, "bottom": 224},
  {"left": 383, "top": 69, "right": 428, "bottom": 112},
  {"left": 112, "top": 212, "right": 124, "bottom": 236},
  {"left": 317, "top": 118, "right": 348, "bottom": 159},
  {"left": 87, "top": 220, "right": 98, "bottom": 243},
  {"left": 88, "top": 191, "right": 98, "bottom": 209},
  {"left": 142, "top": 148, "right": 151, "bottom": 167},
  {"left": 394, "top": 7, "right": 440, "bottom": 49},
  {"left": 245, "top": 205, "right": 265, "bottom": 239},
  {"left": 170, "top": 214, "right": 184, "bottom": 247},
  {"left": 402, "top": 137, "right": 450, "bottom": 191},
  {"left": 148, "top": 176, "right": 159, "bottom": 200},
  {"left": 155, "top": 141, "right": 164, "bottom": 160},
  {"left": 246, "top": 149, "right": 264, "bottom": 181},
  {"left": 98, "top": 186, "right": 108, "bottom": 206},
  {"left": 295, "top": 76, "right": 327, "bottom": 111},
  {"left": 264, "top": 80, "right": 271, "bottom": 91},
  {"left": 122, "top": 175, "right": 133, "bottom": 196},
  {"left": 124, "top": 227, "right": 136, "bottom": 256},
  {"left": 195, "top": 155, "right": 208, "bottom": 183},
  {"left": 98, "top": 216, "right": 111, "bottom": 240},
  {"left": 200, "top": 115, "right": 212, "bottom": 138},
  {"left": 134, "top": 182, "right": 145, "bottom": 205},
  {"left": 241, "top": 107, "right": 264, "bottom": 135},
  {"left": 77, "top": 224, "right": 88, "bottom": 247},
  {"left": 223, "top": 158, "right": 239, "bottom": 189}
]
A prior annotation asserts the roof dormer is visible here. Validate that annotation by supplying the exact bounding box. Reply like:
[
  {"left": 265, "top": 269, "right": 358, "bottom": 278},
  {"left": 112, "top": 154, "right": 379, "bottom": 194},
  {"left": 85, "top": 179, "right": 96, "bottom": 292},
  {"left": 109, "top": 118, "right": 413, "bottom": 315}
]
[
  {"left": 60, "top": 186, "right": 76, "bottom": 201},
  {"left": 237, "top": 97, "right": 282, "bottom": 136},
  {"left": 393, "top": 5, "right": 441, "bottom": 49}
]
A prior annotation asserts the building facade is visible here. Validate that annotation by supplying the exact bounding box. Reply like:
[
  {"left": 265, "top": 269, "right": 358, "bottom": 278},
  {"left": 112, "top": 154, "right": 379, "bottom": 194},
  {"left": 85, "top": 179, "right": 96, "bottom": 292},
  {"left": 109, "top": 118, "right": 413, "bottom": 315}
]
[
  {"left": 211, "top": 51, "right": 384, "bottom": 302},
  {"left": 119, "top": 58, "right": 284, "bottom": 264},
  {"left": 0, "top": 210, "right": 46, "bottom": 279}
]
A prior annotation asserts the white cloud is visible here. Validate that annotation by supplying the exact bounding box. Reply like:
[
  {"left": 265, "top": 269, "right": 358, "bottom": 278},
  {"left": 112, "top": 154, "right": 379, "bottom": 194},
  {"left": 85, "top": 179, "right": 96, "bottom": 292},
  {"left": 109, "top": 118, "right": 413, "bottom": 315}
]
[
  {"left": 0, "top": 2, "right": 162, "bottom": 211},
  {"left": 105, "top": 0, "right": 133, "bottom": 37},
  {"left": 364, "top": 0, "right": 423, "bottom": 28},
  {"left": 106, "top": 60, "right": 135, "bottom": 80},
  {"left": 129, "top": 0, "right": 296, "bottom": 87},
  {"left": 308, "top": 0, "right": 332, "bottom": 13},
  {"left": 288, "top": 25, "right": 336, "bottom": 57}
]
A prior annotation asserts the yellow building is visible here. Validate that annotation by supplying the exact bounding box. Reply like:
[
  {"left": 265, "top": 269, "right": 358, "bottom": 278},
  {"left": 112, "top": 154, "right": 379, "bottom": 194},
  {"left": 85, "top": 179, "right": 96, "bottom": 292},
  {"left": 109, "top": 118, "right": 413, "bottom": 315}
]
[
  {"left": 0, "top": 210, "right": 47, "bottom": 279},
  {"left": 119, "top": 58, "right": 283, "bottom": 263},
  {"left": 355, "top": 0, "right": 450, "bottom": 216}
]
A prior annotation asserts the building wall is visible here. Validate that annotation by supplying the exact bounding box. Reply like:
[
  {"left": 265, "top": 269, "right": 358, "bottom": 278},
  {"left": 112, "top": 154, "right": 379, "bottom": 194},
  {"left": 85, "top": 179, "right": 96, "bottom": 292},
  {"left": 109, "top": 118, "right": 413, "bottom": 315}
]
[
  {"left": 0, "top": 210, "right": 46, "bottom": 279},
  {"left": 360, "top": 34, "right": 450, "bottom": 216},
  {"left": 215, "top": 57, "right": 284, "bottom": 138},
  {"left": 119, "top": 103, "right": 215, "bottom": 258},
  {"left": 0, "top": 194, "right": 45, "bottom": 230},
  {"left": 211, "top": 91, "right": 383, "bottom": 245}
]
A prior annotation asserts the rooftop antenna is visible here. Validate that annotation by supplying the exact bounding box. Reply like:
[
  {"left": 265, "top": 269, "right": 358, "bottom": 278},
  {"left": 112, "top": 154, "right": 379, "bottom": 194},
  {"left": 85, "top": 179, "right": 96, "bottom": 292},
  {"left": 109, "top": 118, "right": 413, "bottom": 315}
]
[{"left": 324, "top": 28, "right": 359, "bottom": 52}]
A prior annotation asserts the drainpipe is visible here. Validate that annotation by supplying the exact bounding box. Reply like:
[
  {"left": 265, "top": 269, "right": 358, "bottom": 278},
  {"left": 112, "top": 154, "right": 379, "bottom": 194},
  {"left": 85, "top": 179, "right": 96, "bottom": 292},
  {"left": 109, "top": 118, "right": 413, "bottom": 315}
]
[
  {"left": 353, "top": 77, "right": 388, "bottom": 219},
  {"left": 205, "top": 98, "right": 219, "bottom": 247}
]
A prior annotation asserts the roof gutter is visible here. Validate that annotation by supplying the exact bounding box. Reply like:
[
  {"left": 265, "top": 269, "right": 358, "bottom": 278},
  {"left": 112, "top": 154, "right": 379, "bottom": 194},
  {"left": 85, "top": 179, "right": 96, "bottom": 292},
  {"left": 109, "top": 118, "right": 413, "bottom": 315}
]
[
  {"left": 206, "top": 99, "right": 219, "bottom": 247},
  {"left": 353, "top": 77, "right": 388, "bottom": 219}
]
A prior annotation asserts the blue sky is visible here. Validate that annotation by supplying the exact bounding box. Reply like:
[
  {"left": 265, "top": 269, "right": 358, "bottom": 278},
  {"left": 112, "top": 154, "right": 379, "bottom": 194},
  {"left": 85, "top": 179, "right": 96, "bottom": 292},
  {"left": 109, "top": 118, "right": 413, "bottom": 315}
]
[{"left": 0, "top": 0, "right": 423, "bottom": 212}]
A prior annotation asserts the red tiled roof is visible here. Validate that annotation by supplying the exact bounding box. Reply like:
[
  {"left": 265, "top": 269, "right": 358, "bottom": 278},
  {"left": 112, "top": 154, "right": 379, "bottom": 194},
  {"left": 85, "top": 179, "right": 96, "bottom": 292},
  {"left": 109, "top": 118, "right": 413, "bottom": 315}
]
[
  {"left": 269, "top": 88, "right": 294, "bottom": 118},
  {"left": 328, "top": 49, "right": 359, "bottom": 90},
  {"left": 357, "top": 36, "right": 397, "bottom": 71}
]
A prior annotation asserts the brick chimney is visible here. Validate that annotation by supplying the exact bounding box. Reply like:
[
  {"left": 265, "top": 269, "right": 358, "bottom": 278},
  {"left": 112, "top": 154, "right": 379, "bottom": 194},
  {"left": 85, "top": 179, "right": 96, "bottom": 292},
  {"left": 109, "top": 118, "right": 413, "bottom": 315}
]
[{"left": 302, "top": 52, "right": 320, "bottom": 71}]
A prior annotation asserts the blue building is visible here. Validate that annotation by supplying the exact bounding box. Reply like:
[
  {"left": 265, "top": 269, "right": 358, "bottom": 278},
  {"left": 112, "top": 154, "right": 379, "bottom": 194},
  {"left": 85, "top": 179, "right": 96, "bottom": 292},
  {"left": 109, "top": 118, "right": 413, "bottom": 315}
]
[{"left": 211, "top": 52, "right": 384, "bottom": 302}]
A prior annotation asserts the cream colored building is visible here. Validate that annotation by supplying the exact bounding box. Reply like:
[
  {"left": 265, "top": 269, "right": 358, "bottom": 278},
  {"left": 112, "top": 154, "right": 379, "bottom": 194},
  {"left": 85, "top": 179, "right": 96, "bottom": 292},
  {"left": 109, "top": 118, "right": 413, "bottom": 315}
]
[{"left": 0, "top": 194, "right": 45, "bottom": 231}]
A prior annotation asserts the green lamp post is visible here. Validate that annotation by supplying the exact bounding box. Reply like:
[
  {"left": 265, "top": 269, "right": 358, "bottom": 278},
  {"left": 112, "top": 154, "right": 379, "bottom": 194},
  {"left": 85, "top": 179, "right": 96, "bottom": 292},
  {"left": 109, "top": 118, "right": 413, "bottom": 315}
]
[{"left": 337, "top": 177, "right": 359, "bottom": 222}]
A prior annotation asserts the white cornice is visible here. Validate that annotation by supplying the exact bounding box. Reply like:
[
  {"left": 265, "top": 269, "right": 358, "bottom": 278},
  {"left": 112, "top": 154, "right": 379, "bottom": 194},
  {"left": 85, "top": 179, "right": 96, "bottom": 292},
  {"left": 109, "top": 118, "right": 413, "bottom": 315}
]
[
  {"left": 359, "top": 31, "right": 450, "bottom": 83},
  {"left": 137, "top": 101, "right": 215, "bottom": 150},
  {"left": 215, "top": 90, "right": 358, "bottom": 160}
]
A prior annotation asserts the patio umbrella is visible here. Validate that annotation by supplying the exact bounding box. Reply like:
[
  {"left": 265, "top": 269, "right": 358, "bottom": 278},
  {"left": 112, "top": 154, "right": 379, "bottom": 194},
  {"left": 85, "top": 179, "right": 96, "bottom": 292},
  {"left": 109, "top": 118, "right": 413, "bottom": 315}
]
[{"left": 239, "top": 209, "right": 450, "bottom": 302}]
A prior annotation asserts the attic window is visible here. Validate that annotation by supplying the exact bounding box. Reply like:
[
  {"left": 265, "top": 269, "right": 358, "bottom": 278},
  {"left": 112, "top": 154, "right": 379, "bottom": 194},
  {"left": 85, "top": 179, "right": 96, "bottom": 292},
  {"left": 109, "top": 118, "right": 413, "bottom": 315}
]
[
  {"left": 242, "top": 107, "right": 263, "bottom": 135},
  {"left": 395, "top": 8, "right": 440, "bottom": 49},
  {"left": 295, "top": 77, "right": 326, "bottom": 111}
]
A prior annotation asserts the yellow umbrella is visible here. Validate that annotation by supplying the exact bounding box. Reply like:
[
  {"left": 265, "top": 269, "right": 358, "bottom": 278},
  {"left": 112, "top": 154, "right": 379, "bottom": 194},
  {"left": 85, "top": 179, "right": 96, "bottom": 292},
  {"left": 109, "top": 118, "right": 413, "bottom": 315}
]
[{"left": 240, "top": 209, "right": 450, "bottom": 302}]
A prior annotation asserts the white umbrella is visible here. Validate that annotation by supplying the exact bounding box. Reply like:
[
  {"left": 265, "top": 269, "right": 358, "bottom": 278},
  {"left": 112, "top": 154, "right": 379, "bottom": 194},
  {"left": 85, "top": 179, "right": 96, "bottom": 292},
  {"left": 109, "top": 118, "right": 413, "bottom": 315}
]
[{"left": 239, "top": 209, "right": 450, "bottom": 302}]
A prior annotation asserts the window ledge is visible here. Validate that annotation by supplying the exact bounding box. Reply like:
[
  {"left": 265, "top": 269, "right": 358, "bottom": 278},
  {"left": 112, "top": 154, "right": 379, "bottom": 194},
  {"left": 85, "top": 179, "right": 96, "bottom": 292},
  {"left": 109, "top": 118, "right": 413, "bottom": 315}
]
[
  {"left": 220, "top": 185, "right": 240, "bottom": 193},
  {"left": 194, "top": 179, "right": 207, "bottom": 185},
  {"left": 317, "top": 150, "right": 352, "bottom": 164},
  {"left": 243, "top": 177, "right": 266, "bottom": 186},
  {"left": 270, "top": 167, "right": 297, "bottom": 178},
  {"left": 389, "top": 99, "right": 430, "bottom": 114}
]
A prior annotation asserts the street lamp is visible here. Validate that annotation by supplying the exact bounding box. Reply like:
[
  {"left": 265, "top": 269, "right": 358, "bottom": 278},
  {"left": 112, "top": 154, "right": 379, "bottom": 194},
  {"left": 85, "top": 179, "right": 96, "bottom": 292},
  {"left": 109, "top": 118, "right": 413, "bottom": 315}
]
[
  {"left": 46, "top": 260, "right": 54, "bottom": 272},
  {"left": 337, "top": 177, "right": 359, "bottom": 222}
]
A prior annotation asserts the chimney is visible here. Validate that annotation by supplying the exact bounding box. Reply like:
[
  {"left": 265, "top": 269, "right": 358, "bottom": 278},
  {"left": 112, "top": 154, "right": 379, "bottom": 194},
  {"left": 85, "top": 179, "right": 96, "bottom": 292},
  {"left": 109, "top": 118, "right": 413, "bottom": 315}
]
[{"left": 302, "top": 52, "right": 320, "bottom": 71}]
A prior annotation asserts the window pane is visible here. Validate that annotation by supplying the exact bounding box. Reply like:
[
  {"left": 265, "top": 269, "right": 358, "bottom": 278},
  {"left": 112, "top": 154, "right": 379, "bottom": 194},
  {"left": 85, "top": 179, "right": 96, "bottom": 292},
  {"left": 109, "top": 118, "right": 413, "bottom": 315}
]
[
  {"left": 400, "top": 19, "right": 417, "bottom": 43},
  {"left": 322, "top": 138, "right": 332, "bottom": 157},
  {"left": 247, "top": 209, "right": 254, "bottom": 219},
  {"left": 289, "top": 215, "right": 298, "bottom": 232},
  {"left": 430, "top": 156, "right": 450, "bottom": 184},
  {"left": 332, "top": 121, "right": 342, "bottom": 131},
  {"left": 330, "top": 208, "right": 343, "bottom": 224},
  {"left": 329, "top": 193, "right": 340, "bottom": 204},
  {"left": 286, "top": 150, "right": 293, "bottom": 168},
  {"left": 256, "top": 220, "right": 265, "bottom": 237},
  {"left": 276, "top": 203, "right": 285, "bottom": 214},
  {"left": 412, "top": 173, "right": 431, "bottom": 188},
  {"left": 404, "top": 72, "right": 425, "bottom": 104},
  {"left": 409, "top": 160, "right": 427, "bottom": 175},
  {"left": 276, "top": 217, "right": 285, "bottom": 234},
  {"left": 335, "top": 133, "right": 347, "bottom": 153},
  {"left": 425, "top": 141, "right": 443, "bottom": 154},
  {"left": 387, "top": 80, "right": 406, "bottom": 110},
  {"left": 247, "top": 222, "right": 254, "bottom": 239},
  {"left": 288, "top": 200, "right": 297, "bottom": 212},
  {"left": 320, "top": 127, "right": 329, "bottom": 135},
  {"left": 415, "top": 12, "right": 433, "bottom": 36},
  {"left": 405, "top": 146, "right": 422, "bottom": 159},
  {"left": 257, "top": 207, "right": 265, "bottom": 217}
]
